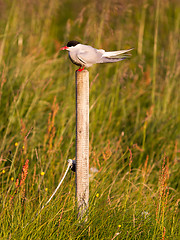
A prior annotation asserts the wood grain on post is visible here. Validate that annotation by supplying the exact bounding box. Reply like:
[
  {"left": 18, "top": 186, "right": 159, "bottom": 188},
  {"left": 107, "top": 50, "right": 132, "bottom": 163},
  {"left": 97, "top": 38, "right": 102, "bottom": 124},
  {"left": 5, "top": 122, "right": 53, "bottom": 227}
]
[{"left": 75, "top": 70, "right": 89, "bottom": 220}]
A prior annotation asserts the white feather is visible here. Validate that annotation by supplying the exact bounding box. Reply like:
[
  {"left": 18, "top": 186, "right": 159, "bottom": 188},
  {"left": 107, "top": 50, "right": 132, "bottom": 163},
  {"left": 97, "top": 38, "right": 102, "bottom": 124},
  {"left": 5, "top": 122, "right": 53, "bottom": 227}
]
[{"left": 102, "top": 49, "right": 133, "bottom": 58}]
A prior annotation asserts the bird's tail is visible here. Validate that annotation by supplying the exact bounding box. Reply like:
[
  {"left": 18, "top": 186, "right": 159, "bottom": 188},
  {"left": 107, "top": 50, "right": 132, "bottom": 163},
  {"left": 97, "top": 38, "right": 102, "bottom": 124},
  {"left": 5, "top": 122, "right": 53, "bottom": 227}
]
[
  {"left": 99, "top": 57, "right": 127, "bottom": 63},
  {"left": 102, "top": 48, "right": 133, "bottom": 58},
  {"left": 98, "top": 48, "right": 133, "bottom": 63}
]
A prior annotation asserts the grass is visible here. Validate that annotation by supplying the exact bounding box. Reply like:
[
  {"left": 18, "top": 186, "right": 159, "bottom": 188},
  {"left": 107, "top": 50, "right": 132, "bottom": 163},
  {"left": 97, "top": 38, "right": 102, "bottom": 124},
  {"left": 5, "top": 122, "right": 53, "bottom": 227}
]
[{"left": 0, "top": 0, "right": 180, "bottom": 239}]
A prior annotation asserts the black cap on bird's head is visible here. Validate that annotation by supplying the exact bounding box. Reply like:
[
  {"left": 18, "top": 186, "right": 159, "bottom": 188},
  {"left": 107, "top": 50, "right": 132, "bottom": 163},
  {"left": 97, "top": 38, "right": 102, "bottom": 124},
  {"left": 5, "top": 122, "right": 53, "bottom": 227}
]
[
  {"left": 67, "top": 40, "right": 80, "bottom": 47},
  {"left": 60, "top": 40, "right": 80, "bottom": 50}
]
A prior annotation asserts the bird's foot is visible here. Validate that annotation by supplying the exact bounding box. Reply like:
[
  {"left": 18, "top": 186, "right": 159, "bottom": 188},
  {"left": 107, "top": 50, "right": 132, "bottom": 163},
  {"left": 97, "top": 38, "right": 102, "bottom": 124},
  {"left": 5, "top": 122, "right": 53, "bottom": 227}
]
[{"left": 77, "top": 66, "right": 85, "bottom": 72}]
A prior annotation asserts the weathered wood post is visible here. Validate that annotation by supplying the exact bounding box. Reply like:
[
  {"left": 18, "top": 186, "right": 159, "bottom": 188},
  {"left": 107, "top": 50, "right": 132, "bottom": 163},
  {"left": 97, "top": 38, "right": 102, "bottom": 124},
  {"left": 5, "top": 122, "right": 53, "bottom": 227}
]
[{"left": 75, "top": 69, "right": 89, "bottom": 220}]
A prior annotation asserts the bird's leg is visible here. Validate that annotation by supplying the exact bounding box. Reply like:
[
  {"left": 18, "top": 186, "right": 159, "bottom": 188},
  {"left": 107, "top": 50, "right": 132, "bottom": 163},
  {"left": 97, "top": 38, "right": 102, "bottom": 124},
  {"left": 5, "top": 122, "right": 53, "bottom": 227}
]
[{"left": 77, "top": 66, "right": 85, "bottom": 72}]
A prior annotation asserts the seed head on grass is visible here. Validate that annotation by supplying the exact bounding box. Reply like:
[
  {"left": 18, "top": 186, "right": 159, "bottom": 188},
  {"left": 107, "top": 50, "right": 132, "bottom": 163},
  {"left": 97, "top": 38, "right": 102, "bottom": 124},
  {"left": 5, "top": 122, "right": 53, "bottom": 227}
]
[
  {"left": 15, "top": 178, "right": 19, "bottom": 188},
  {"left": 11, "top": 159, "right": 29, "bottom": 201},
  {"left": 20, "top": 159, "right": 29, "bottom": 186}
]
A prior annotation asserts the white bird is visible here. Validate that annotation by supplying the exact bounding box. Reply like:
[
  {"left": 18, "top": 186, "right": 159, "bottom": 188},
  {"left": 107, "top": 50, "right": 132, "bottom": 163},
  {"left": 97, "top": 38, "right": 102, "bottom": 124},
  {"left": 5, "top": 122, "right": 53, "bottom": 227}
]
[{"left": 61, "top": 41, "right": 133, "bottom": 71}]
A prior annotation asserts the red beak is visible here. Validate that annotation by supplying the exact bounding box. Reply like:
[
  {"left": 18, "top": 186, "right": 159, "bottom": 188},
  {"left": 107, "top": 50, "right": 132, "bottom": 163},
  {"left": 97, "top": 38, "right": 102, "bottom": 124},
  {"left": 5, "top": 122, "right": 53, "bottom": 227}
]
[{"left": 60, "top": 46, "right": 68, "bottom": 50}]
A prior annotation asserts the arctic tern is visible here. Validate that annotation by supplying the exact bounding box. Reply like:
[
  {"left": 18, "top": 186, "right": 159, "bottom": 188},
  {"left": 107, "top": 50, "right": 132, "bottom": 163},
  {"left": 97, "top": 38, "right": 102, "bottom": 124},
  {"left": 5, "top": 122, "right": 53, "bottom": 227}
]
[{"left": 61, "top": 41, "right": 133, "bottom": 71}]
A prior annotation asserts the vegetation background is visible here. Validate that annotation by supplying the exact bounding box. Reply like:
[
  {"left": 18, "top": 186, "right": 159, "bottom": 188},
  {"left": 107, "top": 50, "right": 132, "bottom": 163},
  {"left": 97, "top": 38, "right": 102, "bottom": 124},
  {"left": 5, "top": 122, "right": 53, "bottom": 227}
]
[{"left": 0, "top": 0, "right": 179, "bottom": 239}]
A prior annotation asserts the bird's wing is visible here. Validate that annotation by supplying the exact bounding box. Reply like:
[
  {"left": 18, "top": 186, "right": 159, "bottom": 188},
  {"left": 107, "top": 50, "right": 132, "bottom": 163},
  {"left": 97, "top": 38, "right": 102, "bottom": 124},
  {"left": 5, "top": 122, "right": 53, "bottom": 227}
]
[
  {"left": 77, "top": 54, "right": 87, "bottom": 64},
  {"left": 76, "top": 47, "right": 104, "bottom": 65},
  {"left": 96, "top": 49, "right": 105, "bottom": 54}
]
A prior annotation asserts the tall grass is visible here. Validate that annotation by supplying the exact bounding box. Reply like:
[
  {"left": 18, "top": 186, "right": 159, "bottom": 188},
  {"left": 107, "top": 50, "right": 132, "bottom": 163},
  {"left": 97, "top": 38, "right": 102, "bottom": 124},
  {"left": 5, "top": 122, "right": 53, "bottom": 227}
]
[{"left": 0, "top": 0, "right": 179, "bottom": 239}]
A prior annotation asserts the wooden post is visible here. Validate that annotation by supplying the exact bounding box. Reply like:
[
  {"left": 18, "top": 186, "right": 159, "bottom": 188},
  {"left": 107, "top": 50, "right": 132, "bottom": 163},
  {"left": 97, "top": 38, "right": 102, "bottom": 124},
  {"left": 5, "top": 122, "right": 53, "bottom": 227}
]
[{"left": 75, "top": 70, "right": 89, "bottom": 220}]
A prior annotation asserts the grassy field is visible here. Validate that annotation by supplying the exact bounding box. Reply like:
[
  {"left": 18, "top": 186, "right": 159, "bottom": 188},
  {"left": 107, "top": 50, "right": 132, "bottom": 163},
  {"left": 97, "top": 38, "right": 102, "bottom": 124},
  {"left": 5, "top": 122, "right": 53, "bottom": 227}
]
[{"left": 0, "top": 0, "right": 179, "bottom": 239}]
